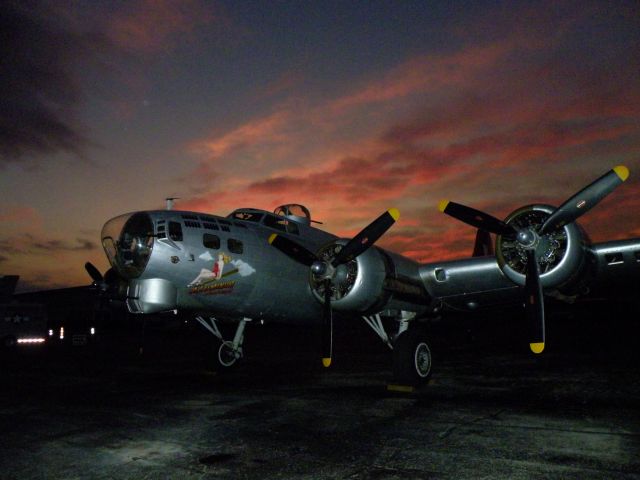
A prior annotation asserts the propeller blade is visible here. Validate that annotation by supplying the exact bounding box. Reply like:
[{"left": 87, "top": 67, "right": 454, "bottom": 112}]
[
  {"left": 524, "top": 249, "right": 545, "bottom": 354},
  {"left": 103, "top": 268, "right": 118, "bottom": 286},
  {"left": 321, "top": 280, "right": 333, "bottom": 367},
  {"left": 540, "top": 165, "right": 629, "bottom": 234},
  {"left": 331, "top": 208, "right": 400, "bottom": 267},
  {"left": 438, "top": 200, "right": 515, "bottom": 236},
  {"left": 85, "top": 262, "right": 103, "bottom": 283},
  {"left": 268, "top": 233, "right": 318, "bottom": 267},
  {"left": 472, "top": 229, "right": 494, "bottom": 257}
]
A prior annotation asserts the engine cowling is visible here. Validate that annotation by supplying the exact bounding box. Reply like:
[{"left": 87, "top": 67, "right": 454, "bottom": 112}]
[
  {"left": 496, "top": 204, "right": 589, "bottom": 290},
  {"left": 309, "top": 240, "right": 388, "bottom": 312},
  {"left": 308, "top": 240, "right": 429, "bottom": 314}
]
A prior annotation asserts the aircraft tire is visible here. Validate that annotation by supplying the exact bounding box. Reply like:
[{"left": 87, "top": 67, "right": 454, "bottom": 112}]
[
  {"left": 204, "top": 337, "right": 242, "bottom": 372},
  {"left": 392, "top": 328, "right": 432, "bottom": 386},
  {"left": 218, "top": 341, "right": 238, "bottom": 367}
]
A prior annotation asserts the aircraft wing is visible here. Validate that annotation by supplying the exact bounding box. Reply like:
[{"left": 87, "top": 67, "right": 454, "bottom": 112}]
[
  {"left": 418, "top": 236, "right": 640, "bottom": 313},
  {"left": 419, "top": 256, "right": 520, "bottom": 312},
  {"left": 588, "top": 238, "right": 640, "bottom": 297}
]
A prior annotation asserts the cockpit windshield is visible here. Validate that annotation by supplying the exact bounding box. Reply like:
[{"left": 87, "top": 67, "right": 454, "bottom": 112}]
[
  {"left": 101, "top": 212, "right": 154, "bottom": 278},
  {"left": 230, "top": 211, "right": 264, "bottom": 222}
]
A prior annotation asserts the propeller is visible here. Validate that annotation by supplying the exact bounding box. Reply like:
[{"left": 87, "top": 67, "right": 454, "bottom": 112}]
[
  {"left": 84, "top": 262, "right": 127, "bottom": 301},
  {"left": 331, "top": 209, "right": 400, "bottom": 266},
  {"left": 525, "top": 249, "right": 544, "bottom": 353},
  {"left": 322, "top": 279, "right": 333, "bottom": 367},
  {"left": 269, "top": 208, "right": 400, "bottom": 367},
  {"left": 439, "top": 165, "right": 629, "bottom": 354},
  {"left": 438, "top": 200, "right": 515, "bottom": 236},
  {"left": 539, "top": 166, "right": 629, "bottom": 234},
  {"left": 85, "top": 262, "right": 103, "bottom": 284}
]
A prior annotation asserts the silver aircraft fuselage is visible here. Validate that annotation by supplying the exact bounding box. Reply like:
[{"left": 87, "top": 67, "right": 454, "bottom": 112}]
[{"left": 101, "top": 205, "right": 431, "bottom": 323}]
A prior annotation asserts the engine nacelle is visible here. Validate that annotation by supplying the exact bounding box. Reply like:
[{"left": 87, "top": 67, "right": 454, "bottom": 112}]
[
  {"left": 496, "top": 204, "right": 589, "bottom": 290},
  {"left": 309, "top": 240, "right": 430, "bottom": 314}
]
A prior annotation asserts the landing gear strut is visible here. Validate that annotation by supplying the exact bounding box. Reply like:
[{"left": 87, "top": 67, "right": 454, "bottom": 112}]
[
  {"left": 362, "top": 311, "right": 433, "bottom": 387},
  {"left": 195, "top": 316, "right": 250, "bottom": 369}
]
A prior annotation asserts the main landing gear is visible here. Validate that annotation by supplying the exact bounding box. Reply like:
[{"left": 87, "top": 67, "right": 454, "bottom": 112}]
[
  {"left": 363, "top": 311, "right": 433, "bottom": 387},
  {"left": 194, "top": 312, "right": 433, "bottom": 386},
  {"left": 392, "top": 327, "right": 432, "bottom": 386},
  {"left": 195, "top": 316, "right": 250, "bottom": 369}
]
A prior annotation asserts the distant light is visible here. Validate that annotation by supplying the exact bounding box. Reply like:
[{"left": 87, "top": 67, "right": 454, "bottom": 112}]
[
  {"left": 90, "top": 327, "right": 95, "bottom": 335},
  {"left": 17, "top": 338, "right": 45, "bottom": 344},
  {"left": 48, "top": 329, "right": 54, "bottom": 336},
  {"left": 59, "top": 327, "right": 65, "bottom": 340}
]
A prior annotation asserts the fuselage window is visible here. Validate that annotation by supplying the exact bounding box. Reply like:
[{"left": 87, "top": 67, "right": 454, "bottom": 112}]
[
  {"left": 203, "top": 234, "right": 220, "bottom": 250},
  {"left": 169, "top": 221, "right": 183, "bottom": 241},
  {"left": 228, "top": 238, "right": 243, "bottom": 254}
]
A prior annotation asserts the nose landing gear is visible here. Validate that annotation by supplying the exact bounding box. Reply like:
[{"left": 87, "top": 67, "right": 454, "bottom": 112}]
[{"left": 195, "top": 316, "right": 250, "bottom": 369}]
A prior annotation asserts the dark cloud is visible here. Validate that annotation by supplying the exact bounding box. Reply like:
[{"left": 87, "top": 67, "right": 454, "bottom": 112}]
[
  {"left": 0, "top": 239, "right": 22, "bottom": 255},
  {"left": 30, "top": 237, "right": 97, "bottom": 253},
  {"left": 0, "top": 1, "right": 91, "bottom": 163},
  {"left": 0, "top": 235, "right": 97, "bottom": 255}
]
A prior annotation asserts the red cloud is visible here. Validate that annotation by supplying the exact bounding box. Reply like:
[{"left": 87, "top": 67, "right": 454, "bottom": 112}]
[
  {"left": 0, "top": 205, "right": 40, "bottom": 224},
  {"left": 180, "top": 4, "right": 640, "bottom": 260},
  {"left": 190, "top": 110, "right": 292, "bottom": 161}
]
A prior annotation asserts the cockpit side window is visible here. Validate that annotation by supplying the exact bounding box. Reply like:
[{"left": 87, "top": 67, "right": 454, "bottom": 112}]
[
  {"left": 264, "top": 214, "right": 299, "bottom": 235},
  {"left": 169, "top": 222, "right": 183, "bottom": 241}
]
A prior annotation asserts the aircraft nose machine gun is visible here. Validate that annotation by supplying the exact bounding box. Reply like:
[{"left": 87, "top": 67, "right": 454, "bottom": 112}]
[
  {"left": 101, "top": 212, "right": 155, "bottom": 279},
  {"left": 101, "top": 212, "right": 177, "bottom": 314}
]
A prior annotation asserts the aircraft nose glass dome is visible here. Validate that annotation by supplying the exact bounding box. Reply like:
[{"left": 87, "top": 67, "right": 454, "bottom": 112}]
[{"left": 101, "top": 212, "right": 154, "bottom": 278}]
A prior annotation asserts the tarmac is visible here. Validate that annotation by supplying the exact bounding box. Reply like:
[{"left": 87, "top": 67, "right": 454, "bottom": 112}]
[{"left": 0, "top": 308, "right": 639, "bottom": 479}]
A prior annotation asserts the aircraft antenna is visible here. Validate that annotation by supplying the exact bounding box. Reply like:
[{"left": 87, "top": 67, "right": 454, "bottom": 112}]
[{"left": 166, "top": 197, "right": 180, "bottom": 210}]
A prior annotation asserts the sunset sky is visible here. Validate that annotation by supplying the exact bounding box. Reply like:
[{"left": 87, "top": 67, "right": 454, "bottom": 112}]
[{"left": 1, "top": 0, "right": 639, "bottom": 291}]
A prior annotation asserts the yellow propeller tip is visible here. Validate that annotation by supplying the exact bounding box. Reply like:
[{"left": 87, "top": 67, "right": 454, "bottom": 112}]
[
  {"left": 387, "top": 384, "right": 415, "bottom": 393},
  {"left": 613, "top": 165, "right": 629, "bottom": 181},
  {"left": 322, "top": 358, "right": 332, "bottom": 368},
  {"left": 268, "top": 233, "right": 278, "bottom": 244},
  {"left": 530, "top": 342, "right": 545, "bottom": 354},
  {"left": 387, "top": 208, "right": 400, "bottom": 221},
  {"left": 438, "top": 200, "right": 450, "bottom": 213}
]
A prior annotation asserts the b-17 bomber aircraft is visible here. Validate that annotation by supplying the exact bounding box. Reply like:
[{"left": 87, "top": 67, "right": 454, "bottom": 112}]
[{"left": 86, "top": 166, "right": 639, "bottom": 386}]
